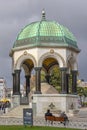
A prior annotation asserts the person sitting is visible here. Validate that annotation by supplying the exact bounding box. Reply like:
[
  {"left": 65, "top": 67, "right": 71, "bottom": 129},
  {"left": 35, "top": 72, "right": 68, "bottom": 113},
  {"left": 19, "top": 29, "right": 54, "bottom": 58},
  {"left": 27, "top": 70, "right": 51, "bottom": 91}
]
[
  {"left": 45, "top": 109, "right": 53, "bottom": 124},
  {"left": 45, "top": 109, "right": 53, "bottom": 116},
  {"left": 60, "top": 111, "right": 69, "bottom": 123}
]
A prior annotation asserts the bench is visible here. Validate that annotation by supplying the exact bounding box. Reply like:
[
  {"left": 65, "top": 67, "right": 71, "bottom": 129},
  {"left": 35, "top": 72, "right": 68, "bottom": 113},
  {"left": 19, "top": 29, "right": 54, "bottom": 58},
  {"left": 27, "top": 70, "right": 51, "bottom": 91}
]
[{"left": 45, "top": 116, "right": 68, "bottom": 126}]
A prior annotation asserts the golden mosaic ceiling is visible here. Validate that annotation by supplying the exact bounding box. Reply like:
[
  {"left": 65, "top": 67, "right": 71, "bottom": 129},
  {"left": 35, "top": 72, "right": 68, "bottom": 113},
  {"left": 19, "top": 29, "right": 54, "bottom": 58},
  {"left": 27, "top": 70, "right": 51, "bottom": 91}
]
[
  {"left": 42, "top": 58, "right": 58, "bottom": 71},
  {"left": 22, "top": 57, "right": 58, "bottom": 72},
  {"left": 23, "top": 59, "right": 34, "bottom": 71}
]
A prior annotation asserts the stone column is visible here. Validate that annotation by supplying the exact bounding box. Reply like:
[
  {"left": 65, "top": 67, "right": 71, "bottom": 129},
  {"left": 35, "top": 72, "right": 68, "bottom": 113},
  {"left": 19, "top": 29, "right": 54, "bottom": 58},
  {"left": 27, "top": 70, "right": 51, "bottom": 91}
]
[
  {"left": 66, "top": 73, "right": 69, "bottom": 94},
  {"left": 45, "top": 74, "right": 50, "bottom": 84},
  {"left": 12, "top": 72, "right": 16, "bottom": 95},
  {"left": 25, "top": 75, "right": 31, "bottom": 96},
  {"left": 71, "top": 70, "right": 77, "bottom": 94},
  {"left": 34, "top": 67, "right": 42, "bottom": 94},
  {"left": 14, "top": 69, "right": 21, "bottom": 95},
  {"left": 60, "top": 67, "right": 68, "bottom": 94}
]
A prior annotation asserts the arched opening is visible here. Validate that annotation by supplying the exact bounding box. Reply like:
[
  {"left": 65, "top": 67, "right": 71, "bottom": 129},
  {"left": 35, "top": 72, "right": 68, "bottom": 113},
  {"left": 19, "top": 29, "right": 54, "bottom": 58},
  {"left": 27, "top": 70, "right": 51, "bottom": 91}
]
[
  {"left": 67, "top": 56, "right": 78, "bottom": 94},
  {"left": 12, "top": 58, "right": 35, "bottom": 99},
  {"left": 40, "top": 57, "right": 61, "bottom": 93},
  {"left": 21, "top": 58, "right": 34, "bottom": 95},
  {"left": 42, "top": 57, "right": 59, "bottom": 82}
]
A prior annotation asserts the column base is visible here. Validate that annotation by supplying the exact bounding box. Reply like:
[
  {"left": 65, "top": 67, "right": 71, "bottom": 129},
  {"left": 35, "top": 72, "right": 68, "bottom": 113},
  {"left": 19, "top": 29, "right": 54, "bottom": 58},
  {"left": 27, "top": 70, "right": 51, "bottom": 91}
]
[
  {"left": 11, "top": 95, "right": 20, "bottom": 108},
  {"left": 34, "top": 91, "right": 42, "bottom": 94},
  {"left": 61, "top": 91, "right": 67, "bottom": 94},
  {"left": 72, "top": 92, "right": 77, "bottom": 95},
  {"left": 13, "top": 92, "right": 20, "bottom": 95}
]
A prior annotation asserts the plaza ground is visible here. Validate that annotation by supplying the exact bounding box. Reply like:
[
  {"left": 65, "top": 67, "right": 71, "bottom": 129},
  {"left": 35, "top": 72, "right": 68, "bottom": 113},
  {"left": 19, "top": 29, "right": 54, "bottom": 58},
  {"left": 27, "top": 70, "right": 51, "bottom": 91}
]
[{"left": 0, "top": 103, "right": 87, "bottom": 129}]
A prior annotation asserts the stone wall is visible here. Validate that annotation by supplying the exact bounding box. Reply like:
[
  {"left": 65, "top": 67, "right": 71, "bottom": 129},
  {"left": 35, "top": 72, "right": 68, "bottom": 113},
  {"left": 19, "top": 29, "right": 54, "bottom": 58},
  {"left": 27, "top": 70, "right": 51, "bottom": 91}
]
[{"left": 32, "top": 94, "right": 78, "bottom": 117}]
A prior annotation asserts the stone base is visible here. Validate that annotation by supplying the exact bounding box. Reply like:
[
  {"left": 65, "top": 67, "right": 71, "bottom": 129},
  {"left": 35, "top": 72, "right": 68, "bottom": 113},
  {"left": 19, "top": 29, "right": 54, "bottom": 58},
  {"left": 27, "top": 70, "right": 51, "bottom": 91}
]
[
  {"left": 11, "top": 95, "right": 20, "bottom": 108},
  {"left": 68, "top": 109, "right": 79, "bottom": 116},
  {"left": 32, "top": 94, "right": 78, "bottom": 117}
]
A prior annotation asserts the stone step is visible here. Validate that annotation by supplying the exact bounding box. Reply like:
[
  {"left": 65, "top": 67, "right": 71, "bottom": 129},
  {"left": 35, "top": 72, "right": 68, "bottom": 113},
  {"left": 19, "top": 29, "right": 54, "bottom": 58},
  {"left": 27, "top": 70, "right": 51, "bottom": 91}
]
[
  {"left": 1, "top": 83, "right": 58, "bottom": 118},
  {"left": 76, "top": 108, "right": 87, "bottom": 118},
  {"left": 0, "top": 105, "right": 29, "bottom": 118}
]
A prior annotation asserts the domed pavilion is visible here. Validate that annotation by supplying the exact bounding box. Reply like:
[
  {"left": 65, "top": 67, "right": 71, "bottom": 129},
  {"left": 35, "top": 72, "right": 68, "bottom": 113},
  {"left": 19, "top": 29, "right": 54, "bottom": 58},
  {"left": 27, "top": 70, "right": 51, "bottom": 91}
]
[{"left": 10, "top": 10, "right": 80, "bottom": 116}]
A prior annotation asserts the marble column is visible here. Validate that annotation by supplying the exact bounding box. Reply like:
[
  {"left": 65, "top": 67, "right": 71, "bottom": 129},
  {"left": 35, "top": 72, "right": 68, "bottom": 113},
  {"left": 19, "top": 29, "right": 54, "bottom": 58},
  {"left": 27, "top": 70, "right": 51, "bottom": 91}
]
[
  {"left": 60, "top": 67, "right": 68, "bottom": 94},
  {"left": 25, "top": 75, "right": 31, "bottom": 96},
  {"left": 12, "top": 72, "right": 16, "bottom": 95},
  {"left": 34, "top": 67, "right": 42, "bottom": 94},
  {"left": 14, "top": 69, "right": 21, "bottom": 95},
  {"left": 45, "top": 74, "right": 50, "bottom": 84},
  {"left": 66, "top": 73, "right": 69, "bottom": 94},
  {"left": 71, "top": 70, "right": 77, "bottom": 94}
]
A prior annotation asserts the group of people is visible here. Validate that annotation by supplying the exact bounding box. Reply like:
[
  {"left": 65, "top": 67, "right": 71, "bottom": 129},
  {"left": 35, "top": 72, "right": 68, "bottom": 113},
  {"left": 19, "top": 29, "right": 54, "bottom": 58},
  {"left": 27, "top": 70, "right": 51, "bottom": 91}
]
[
  {"left": 0, "top": 101, "right": 11, "bottom": 113},
  {"left": 45, "top": 109, "right": 69, "bottom": 122}
]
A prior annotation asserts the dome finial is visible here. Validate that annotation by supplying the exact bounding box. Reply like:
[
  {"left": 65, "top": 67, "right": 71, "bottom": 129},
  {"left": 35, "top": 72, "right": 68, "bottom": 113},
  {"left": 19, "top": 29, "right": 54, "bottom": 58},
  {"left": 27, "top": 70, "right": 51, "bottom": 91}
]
[{"left": 42, "top": 9, "right": 46, "bottom": 21}]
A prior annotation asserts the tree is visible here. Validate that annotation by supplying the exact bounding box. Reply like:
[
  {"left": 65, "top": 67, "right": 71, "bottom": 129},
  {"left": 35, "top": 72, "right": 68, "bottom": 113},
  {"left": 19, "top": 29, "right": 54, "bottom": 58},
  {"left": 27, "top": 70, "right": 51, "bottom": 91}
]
[
  {"left": 41, "top": 70, "right": 46, "bottom": 82},
  {"left": 83, "top": 87, "right": 87, "bottom": 97},
  {"left": 50, "top": 66, "right": 61, "bottom": 91},
  {"left": 77, "top": 86, "right": 84, "bottom": 106}
]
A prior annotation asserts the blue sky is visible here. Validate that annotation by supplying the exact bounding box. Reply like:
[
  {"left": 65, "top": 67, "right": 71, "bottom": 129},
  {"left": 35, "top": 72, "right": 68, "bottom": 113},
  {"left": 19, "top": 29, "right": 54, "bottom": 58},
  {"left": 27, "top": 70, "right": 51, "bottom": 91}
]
[{"left": 0, "top": 0, "right": 87, "bottom": 87}]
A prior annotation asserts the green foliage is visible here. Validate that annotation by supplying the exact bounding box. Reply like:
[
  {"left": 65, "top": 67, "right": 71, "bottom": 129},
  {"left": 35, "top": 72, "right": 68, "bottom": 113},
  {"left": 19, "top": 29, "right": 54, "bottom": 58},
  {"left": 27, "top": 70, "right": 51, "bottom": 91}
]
[
  {"left": 83, "top": 102, "right": 87, "bottom": 107},
  {"left": 54, "top": 86, "right": 61, "bottom": 92},
  {"left": 41, "top": 70, "right": 46, "bottom": 82},
  {"left": 41, "top": 67, "right": 61, "bottom": 93},
  {"left": 77, "top": 87, "right": 85, "bottom": 97},
  {"left": 83, "top": 87, "right": 87, "bottom": 97},
  {"left": 50, "top": 67, "right": 61, "bottom": 90},
  {"left": 77, "top": 86, "right": 87, "bottom": 106}
]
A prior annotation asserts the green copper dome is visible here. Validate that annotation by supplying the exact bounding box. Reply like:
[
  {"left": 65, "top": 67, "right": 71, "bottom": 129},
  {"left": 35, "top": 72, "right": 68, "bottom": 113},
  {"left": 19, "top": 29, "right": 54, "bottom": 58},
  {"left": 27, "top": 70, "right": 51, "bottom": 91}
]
[{"left": 13, "top": 10, "right": 78, "bottom": 49}]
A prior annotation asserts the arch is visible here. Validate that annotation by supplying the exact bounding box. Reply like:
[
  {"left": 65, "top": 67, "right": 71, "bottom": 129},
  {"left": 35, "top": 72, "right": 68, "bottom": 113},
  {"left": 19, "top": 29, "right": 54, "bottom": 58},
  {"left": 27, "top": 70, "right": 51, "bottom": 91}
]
[
  {"left": 41, "top": 67, "right": 48, "bottom": 74},
  {"left": 14, "top": 53, "right": 37, "bottom": 70},
  {"left": 67, "top": 53, "right": 78, "bottom": 71},
  {"left": 38, "top": 52, "right": 65, "bottom": 68},
  {"left": 48, "top": 64, "right": 59, "bottom": 74},
  {"left": 22, "top": 64, "right": 30, "bottom": 75},
  {"left": 73, "top": 61, "right": 78, "bottom": 70}
]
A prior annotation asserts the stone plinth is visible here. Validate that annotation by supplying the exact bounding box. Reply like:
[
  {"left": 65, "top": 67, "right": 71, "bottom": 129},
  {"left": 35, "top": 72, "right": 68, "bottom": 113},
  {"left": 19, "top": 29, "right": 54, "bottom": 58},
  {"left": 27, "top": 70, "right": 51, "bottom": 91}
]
[
  {"left": 11, "top": 95, "right": 20, "bottom": 108},
  {"left": 32, "top": 94, "right": 78, "bottom": 117}
]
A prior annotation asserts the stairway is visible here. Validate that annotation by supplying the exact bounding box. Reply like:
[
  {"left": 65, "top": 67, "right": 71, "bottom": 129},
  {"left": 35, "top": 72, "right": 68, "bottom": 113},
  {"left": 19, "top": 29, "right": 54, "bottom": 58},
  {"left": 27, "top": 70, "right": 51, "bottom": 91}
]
[
  {"left": 0, "top": 105, "right": 29, "bottom": 118},
  {"left": 1, "top": 83, "right": 58, "bottom": 118},
  {"left": 76, "top": 107, "right": 87, "bottom": 118}
]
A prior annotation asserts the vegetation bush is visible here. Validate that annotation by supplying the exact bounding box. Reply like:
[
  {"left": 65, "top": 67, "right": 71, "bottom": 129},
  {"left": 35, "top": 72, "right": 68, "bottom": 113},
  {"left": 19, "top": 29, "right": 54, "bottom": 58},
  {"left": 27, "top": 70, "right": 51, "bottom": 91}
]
[{"left": 83, "top": 102, "right": 87, "bottom": 107}]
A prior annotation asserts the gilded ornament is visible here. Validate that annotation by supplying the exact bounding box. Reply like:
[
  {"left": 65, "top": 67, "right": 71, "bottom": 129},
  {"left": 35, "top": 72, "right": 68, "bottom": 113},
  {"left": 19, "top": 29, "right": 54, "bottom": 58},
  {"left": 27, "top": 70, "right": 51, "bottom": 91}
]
[
  {"left": 24, "top": 51, "right": 27, "bottom": 55},
  {"left": 50, "top": 49, "right": 54, "bottom": 54}
]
